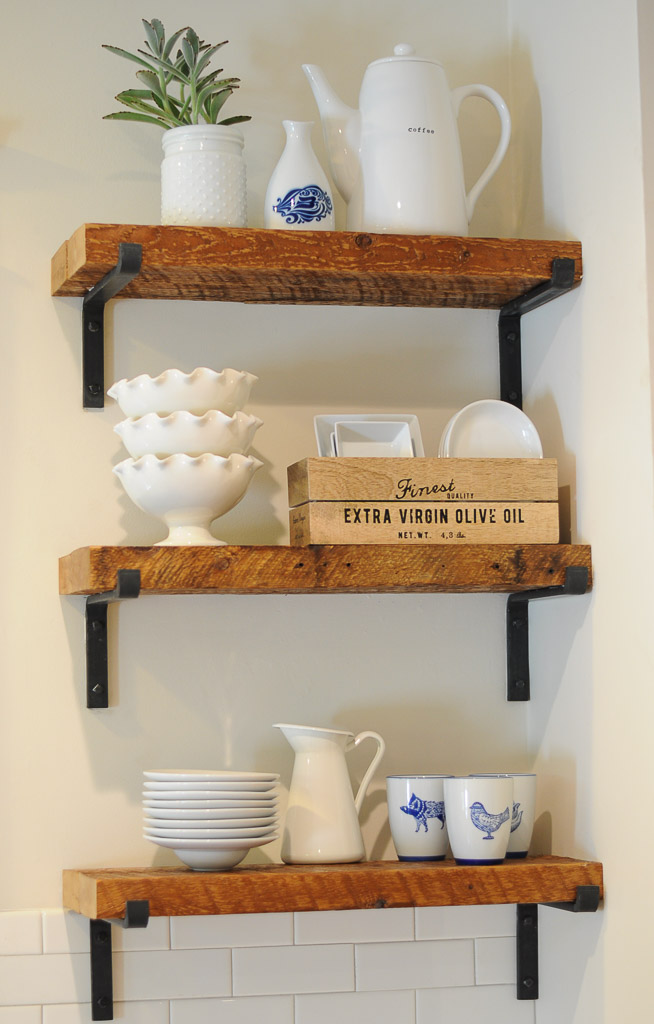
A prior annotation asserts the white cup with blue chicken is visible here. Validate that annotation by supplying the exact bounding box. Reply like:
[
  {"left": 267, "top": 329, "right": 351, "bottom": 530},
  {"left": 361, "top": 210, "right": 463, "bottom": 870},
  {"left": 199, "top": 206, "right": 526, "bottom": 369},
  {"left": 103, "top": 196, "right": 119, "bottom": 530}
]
[
  {"left": 444, "top": 776, "right": 514, "bottom": 864},
  {"left": 469, "top": 773, "right": 536, "bottom": 859},
  {"left": 386, "top": 775, "right": 453, "bottom": 860}
]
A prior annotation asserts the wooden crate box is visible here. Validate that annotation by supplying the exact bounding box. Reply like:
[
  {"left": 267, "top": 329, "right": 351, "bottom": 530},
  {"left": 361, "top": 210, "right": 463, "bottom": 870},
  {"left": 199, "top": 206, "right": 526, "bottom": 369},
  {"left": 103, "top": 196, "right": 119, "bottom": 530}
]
[{"left": 288, "top": 458, "right": 559, "bottom": 546}]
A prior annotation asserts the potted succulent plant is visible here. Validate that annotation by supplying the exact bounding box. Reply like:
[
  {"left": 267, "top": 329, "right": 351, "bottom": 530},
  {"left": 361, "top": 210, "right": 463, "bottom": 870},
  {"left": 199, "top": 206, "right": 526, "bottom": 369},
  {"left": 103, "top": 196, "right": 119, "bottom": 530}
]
[{"left": 104, "top": 19, "right": 252, "bottom": 227}]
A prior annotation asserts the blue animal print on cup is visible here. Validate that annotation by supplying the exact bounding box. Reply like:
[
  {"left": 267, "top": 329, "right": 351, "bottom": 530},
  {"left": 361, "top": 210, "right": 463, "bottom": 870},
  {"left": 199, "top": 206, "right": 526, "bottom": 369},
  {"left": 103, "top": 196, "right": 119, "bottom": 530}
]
[
  {"left": 510, "top": 801, "right": 523, "bottom": 832},
  {"left": 399, "top": 793, "right": 446, "bottom": 833},
  {"left": 273, "top": 185, "right": 333, "bottom": 224},
  {"left": 469, "top": 801, "right": 510, "bottom": 839}
]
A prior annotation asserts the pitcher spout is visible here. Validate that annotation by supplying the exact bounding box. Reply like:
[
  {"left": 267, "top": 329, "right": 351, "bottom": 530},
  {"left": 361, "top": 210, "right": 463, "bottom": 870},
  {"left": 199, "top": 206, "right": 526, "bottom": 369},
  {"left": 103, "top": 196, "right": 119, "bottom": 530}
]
[{"left": 302, "top": 64, "right": 360, "bottom": 203}]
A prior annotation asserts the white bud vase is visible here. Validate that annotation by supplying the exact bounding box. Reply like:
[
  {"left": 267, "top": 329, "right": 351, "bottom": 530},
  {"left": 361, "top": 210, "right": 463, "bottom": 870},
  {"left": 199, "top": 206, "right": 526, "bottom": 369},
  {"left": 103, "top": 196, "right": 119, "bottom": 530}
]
[
  {"left": 264, "top": 120, "right": 335, "bottom": 230},
  {"left": 161, "top": 124, "right": 247, "bottom": 228}
]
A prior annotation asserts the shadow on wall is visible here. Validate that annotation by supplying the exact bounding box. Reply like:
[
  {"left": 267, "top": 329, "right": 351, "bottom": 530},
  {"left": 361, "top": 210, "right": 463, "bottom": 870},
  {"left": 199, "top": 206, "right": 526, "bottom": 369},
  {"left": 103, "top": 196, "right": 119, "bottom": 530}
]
[
  {"left": 637, "top": 0, "right": 654, "bottom": 480},
  {"left": 507, "top": 40, "right": 548, "bottom": 239}
]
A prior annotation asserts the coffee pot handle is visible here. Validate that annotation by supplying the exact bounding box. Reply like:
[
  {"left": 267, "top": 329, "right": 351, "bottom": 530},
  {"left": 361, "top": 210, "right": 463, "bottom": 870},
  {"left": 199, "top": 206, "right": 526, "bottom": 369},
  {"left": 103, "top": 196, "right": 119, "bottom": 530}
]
[
  {"left": 351, "top": 731, "right": 386, "bottom": 814},
  {"left": 450, "top": 84, "right": 511, "bottom": 223}
]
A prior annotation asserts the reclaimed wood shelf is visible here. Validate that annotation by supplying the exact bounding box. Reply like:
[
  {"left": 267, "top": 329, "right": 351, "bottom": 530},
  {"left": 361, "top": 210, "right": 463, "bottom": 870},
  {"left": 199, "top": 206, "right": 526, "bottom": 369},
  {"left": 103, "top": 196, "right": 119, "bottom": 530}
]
[
  {"left": 63, "top": 856, "right": 603, "bottom": 920},
  {"left": 51, "top": 223, "right": 582, "bottom": 308},
  {"left": 59, "top": 543, "right": 592, "bottom": 596}
]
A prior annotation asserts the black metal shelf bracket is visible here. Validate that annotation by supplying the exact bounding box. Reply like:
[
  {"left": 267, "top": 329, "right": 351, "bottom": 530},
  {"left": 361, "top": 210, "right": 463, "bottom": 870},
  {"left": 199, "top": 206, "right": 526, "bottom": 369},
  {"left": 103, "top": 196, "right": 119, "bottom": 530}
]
[
  {"left": 90, "top": 900, "right": 150, "bottom": 1021},
  {"left": 516, "top": 885, "right": 600, "bottom": 1001},
  {"left": 506, "top": 565, "right": 589, "bottom": 701},
  {"left": 499, "top": 257, "right": 578, "bottom": 409},
  {"left": 86, "top": 569, "right": 141, "bottom": 708},
  {"left": 82, "top": 242, "right": 142, "bottom": 408}
]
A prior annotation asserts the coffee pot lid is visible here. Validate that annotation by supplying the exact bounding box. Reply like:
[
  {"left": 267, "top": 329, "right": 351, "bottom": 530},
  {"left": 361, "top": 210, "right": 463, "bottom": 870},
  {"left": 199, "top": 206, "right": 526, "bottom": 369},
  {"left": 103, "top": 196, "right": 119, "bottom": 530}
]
[{"left": 368, "top": 43, "right": 443, "bottom": 68}]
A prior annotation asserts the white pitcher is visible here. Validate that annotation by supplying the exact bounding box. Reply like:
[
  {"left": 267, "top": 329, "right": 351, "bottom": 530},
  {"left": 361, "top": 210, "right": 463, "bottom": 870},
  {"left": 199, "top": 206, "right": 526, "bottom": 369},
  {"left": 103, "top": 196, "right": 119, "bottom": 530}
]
[
  {"left": 303, "top": 43, "right": 511, "bottom": 236},
  {"left": 274, "top": 723, "right": 385, "bottom": 863}
]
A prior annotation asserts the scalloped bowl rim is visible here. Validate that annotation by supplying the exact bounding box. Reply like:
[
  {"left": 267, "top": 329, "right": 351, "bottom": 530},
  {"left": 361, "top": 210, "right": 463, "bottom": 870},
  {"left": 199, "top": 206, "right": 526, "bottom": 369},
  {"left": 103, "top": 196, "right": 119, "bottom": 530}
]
[{"left": 108, "top": 367, "right": 258, "bottom": 416}]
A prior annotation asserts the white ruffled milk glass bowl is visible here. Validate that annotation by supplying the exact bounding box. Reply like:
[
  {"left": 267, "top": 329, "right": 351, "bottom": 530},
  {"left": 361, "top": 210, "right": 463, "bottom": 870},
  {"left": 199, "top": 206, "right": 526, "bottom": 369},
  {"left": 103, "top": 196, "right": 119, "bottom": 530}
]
[
  {"left": 113, "top": 452, "right": 263, "bottom": 546},
  {"left": 161, "top": 125, "right": 247, "bottom": 228},
  {"left": 114, "top": 409, "right": 263, "bottom": 459},
  {"left": 108, "top": 368, "right": 258, "bottom": 419}
]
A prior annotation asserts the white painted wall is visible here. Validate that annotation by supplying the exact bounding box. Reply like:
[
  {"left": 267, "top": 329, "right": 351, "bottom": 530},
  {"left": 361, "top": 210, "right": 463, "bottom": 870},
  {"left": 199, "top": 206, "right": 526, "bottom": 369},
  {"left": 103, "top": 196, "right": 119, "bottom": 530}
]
[
  {"left": 509, "top": 1, "right": 654, "bottom": 1021},
  {"left": 4, "top": 0, "right": 652, "bottom": 1019}
]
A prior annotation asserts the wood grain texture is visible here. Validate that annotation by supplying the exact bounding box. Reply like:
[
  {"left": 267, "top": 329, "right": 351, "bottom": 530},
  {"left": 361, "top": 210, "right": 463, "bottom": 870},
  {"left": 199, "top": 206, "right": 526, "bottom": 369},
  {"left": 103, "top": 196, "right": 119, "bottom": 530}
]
[
  {"left": 288, "top": 458, "right": 559, "bottom": 505},
  {"left": 58, "top": 544, "right": 592, "bottom": 595},
  {"left": 62, "top": 857, "right": 603, "bottom": 919},
  {"left": 289, "top": 502, "right": 559, "bottom": 546},
  {"left": 50, "top": 224, "right": 582, "bottom": 308}
]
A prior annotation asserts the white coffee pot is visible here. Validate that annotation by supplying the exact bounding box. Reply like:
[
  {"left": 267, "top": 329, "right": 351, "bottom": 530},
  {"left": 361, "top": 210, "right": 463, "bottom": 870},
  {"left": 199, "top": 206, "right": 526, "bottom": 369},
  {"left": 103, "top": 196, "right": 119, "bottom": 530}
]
[
  {"left": 274, "top": 723, "right": 385, "bottom": 863},
  {"left": 303, "top": 43, "right": 511, "bottom": 236}
]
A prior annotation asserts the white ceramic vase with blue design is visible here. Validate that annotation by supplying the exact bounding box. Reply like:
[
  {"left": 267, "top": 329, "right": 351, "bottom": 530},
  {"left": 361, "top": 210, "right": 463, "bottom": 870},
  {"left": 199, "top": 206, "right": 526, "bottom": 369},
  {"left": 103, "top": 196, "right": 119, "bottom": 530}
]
[{"left": 264, "top": 120, "right": 335, "bottom": 230}]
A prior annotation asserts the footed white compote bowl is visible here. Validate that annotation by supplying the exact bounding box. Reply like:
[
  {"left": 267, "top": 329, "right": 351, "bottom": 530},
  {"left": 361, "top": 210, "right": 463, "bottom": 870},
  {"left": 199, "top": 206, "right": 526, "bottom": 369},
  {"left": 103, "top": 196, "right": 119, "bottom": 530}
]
[
  {"left": 114, "top": 452, "right": 263, "bottom": 545},
  {"left": 114, "top": 409, "right": 263, "bottom": 458},
  {"left": 108, "top": 367, "right": 258, "bottom": 418}
]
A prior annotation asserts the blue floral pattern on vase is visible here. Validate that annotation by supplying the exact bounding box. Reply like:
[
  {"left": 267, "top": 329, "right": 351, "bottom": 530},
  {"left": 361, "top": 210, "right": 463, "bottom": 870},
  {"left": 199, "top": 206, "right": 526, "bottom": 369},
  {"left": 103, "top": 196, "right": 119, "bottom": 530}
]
[
  {"left": 273, "top": 185, "right": 333, "bottom": 224},
  {"left": 399, "top": 793, "right": 446, "bottom": 833},
  {"left": 469, "top": 801, "right": 510, "bottom": 839}
]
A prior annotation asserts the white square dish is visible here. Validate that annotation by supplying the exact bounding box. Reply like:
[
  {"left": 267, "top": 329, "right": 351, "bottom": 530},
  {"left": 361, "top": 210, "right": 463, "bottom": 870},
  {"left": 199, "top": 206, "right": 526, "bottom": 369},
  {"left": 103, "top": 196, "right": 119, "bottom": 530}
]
[
  {"left": 334, "top": 420, "right": 414, "bottom": 457},
  {"left": 314, "top": 414, "right": 424, "bottom": 457}
]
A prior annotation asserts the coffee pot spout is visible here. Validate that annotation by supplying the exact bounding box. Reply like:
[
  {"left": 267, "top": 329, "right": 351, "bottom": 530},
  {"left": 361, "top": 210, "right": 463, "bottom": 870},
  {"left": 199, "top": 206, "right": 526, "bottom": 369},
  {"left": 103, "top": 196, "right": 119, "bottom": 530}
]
[{"left": 302, "top": 64, "right": 360, "bottom": 203}]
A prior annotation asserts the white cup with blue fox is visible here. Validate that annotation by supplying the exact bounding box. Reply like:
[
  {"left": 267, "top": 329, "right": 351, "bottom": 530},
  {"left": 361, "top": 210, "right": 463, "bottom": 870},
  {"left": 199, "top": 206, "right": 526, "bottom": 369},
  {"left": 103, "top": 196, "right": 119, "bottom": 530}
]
[
  {"left": 386, "top": 775, "right": 453, "bottom": 860},
  {"left": 470, "top": 773, "right": 536, "bottom": 858},
  {"left": 443, "top": 776, "right": 513, "bottom": 864}
]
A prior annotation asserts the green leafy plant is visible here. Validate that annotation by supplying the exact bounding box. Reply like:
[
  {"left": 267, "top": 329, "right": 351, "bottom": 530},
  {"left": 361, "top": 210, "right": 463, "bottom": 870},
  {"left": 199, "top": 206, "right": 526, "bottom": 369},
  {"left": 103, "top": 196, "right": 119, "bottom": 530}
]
[{"left": 103, "top": 18, "right": 251, "bottom": 129}]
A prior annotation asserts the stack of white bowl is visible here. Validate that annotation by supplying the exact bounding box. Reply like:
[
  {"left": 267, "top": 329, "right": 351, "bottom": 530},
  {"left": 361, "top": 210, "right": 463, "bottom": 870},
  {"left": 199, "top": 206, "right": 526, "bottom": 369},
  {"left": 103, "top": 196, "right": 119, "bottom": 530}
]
[
  {"left": 108, "top": 367, "right": 263, "bottom": 546},
  {"left": 143, "top": 769, "right": 280, "bottom": 870}
]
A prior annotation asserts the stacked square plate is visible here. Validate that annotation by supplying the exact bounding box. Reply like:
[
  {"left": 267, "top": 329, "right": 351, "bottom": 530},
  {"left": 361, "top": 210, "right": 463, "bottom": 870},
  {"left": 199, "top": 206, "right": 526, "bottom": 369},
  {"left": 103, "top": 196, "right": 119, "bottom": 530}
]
[
  {"left": 143, "top": 769, "right": 280, "bottom": 871},
  {"left": 314, "top": 414, "right": 424, "bottom": 457}
]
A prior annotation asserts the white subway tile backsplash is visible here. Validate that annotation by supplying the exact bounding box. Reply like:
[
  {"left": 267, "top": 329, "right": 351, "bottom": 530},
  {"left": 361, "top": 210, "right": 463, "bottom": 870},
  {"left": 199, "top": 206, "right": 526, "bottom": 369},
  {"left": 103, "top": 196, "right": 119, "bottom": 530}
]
[
  {"left": 294, "top": 908, "right": 414, "bottom": 945},
  {"left": 0, "top": 953, "right": 90, "bottom": 1004},
  {"left": 43, "top": 1002, "right": 168, "bottom": 1024},
  {"left": 42, "top": 911, "right": 169, "bottom": 954},
  {"left": 171, "top": 995, "right": 293, "bottom": 1024},
  {"left": 0, "top": 912, "right": 42, "bottom": 955},
  {"left": 0, "top": 904, "right": 528, "bottom": 1021},
  {"left": 355, "top": 939, "right": 474, "bottom": 992},
  {"left": 417, "top": 984, "right": 535, "bottom": 1023},
  {"left": 296, "top": 989, "right": 416, "bottom": 1024},
  {"left": 415, "top": 904, "right": 516, "bottom": 940},
  {"left": 475, "top": 936, "right": 515, "bottom": 985},
  {"left": 233, "top": 943, "right": 354, "bottom": 996},
  {"left": 115, "top": 949, "right": 231, "bottom": 1001},
  {"left": 0, "top": 1009, "right": 42, "bottom": 1024},
  {"left": 171, "top": 914, "right": 292, "bottom": 949},
  {"left": 42, "top": 910, "right": 88, "bottom": 954}
]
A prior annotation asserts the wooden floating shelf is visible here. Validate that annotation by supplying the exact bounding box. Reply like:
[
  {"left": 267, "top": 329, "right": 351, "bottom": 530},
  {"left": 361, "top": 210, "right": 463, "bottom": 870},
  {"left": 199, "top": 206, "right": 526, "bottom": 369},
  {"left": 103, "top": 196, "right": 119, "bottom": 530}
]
[
  {"left": 63, "top": 857, "right": 603, "bottom": 920},
  {"left": 59, "top": 543, "right": 592, "bottom": 597},
  {"left": 51, "top": 224, "right": 582, "bottom": 309}
]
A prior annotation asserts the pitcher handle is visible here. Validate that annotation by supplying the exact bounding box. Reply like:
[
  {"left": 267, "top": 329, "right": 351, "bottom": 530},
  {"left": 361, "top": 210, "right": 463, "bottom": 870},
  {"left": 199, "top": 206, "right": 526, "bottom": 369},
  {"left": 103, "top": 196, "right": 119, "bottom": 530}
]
[
  {"left": 351, "top": 731, "right": 386, "bottom": 814},
  {"left": 450, "top": 84, "right": 511, "bottom": 223}
]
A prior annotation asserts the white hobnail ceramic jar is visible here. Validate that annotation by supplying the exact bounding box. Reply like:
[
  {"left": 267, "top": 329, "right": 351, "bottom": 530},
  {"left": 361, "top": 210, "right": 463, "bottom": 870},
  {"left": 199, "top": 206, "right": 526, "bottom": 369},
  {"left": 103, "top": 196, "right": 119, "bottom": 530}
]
[{"left": 161, "top": 125, "right": 247, "bottom": 227}]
